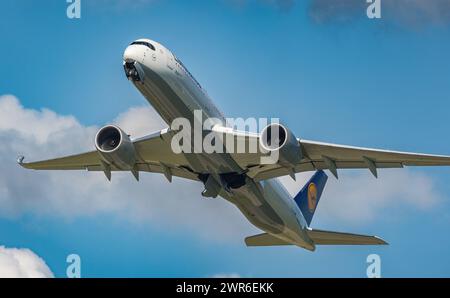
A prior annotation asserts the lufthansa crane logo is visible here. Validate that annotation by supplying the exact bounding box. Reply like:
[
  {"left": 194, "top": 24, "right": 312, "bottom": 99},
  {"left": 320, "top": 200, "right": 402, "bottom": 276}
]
[{"left": 307, "top": 182, "right": 318, "bottom": 213}]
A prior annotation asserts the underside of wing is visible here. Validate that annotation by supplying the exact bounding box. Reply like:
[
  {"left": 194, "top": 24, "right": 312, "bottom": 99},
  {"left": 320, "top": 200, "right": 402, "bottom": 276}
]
[
  {"left": 19, "top": 129, "right": 199, "bottom": 181},
  {"left": 301, "top": 139, "right": 450, "bottom": 167},
  {"left": 244, "top": 138, "right": 450, "bottom": 181},
  {"left": 20, "top": 124, "right": 450, "bottom": 182},
  {"left": 19, "top": 151, "right": 99, "bottom": 170},
  {"left": 299, "top": 139, "right": 450, "bottom": 178}
]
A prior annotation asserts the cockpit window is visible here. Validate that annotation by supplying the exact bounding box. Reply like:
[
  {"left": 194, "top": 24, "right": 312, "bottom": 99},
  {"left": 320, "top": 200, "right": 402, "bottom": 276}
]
[{"left": 131, "top": 41, "right": 155, "bottom": 51}]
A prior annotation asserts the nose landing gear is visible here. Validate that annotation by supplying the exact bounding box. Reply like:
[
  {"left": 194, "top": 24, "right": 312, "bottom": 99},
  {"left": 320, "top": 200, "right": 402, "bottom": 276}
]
[{"left": 123, "top": 61, "right": 143, "bottom": 82}]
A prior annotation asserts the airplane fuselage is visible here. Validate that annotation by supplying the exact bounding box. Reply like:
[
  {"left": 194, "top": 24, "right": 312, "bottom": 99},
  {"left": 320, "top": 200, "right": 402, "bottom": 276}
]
[{"left": 123, "top": 39, "right": 315, "bottom": 250}]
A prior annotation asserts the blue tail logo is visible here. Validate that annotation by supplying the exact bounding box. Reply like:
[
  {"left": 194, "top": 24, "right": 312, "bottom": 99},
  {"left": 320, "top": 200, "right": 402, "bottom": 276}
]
[
  {"left": 294, "top": 170, "right": 328, "bottom": 226},
  {"left": 307, "top": 182, "right": 318, "bottom": 213}
]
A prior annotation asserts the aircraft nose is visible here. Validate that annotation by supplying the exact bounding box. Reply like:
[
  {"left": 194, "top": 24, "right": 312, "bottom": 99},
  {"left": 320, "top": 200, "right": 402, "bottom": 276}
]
[{"left": 123, "top": 45, "right": 140, "bottom": 63}]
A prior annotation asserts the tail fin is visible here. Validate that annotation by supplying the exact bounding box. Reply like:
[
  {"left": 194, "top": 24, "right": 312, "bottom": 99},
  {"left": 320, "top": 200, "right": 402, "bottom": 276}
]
[{"left": 294, "top": 170, "right": 328, "bottom": 226}]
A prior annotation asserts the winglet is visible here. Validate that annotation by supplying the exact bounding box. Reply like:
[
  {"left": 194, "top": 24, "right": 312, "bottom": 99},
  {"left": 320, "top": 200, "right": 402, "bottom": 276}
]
[{"left": 17, "top": 155, "right": 25, "bottom": 167}]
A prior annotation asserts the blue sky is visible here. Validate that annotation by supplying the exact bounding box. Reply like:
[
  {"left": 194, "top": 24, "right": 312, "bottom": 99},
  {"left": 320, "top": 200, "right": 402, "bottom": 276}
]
[{"left": 1, "top": 0, "right": 450, "bottom": 277}]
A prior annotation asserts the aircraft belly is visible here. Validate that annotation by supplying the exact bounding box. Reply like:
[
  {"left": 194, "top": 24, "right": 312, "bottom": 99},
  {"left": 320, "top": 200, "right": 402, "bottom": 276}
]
[
  {"left": 223, "top": 178, "right": 313, "bottom": 247},
  {"left": 222, "top": 190, "right": 285, "bottom": 235},
  {"left": 134, "top": 63, "right": 244, "bottom": 175},
  {"left": 220, "top": 178, "right": 288, "bottom": 235},
  {"left": 134, "top": 65, "right": 189, "bottom": 124},
  {"left": 134, "top": 61, "right": 310, "bottom": 247}
]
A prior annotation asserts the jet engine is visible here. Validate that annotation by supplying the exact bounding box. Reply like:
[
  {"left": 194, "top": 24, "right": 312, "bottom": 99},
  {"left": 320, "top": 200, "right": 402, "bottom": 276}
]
[
  {"left": 95, "top": 125, "right": 137, "bottom": 170},
  {"left": 259, "top": 123, "right": 302, "bottom": 167}
]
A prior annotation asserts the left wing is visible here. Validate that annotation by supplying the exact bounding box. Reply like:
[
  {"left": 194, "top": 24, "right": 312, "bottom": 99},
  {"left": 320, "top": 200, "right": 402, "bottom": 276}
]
[{"left": 19, "top": 129, "right": 199, "bottom": 181}]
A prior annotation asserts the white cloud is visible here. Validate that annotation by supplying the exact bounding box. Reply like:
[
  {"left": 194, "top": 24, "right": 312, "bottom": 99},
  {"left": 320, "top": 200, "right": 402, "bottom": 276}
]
[
  {"left": 280, "top": 169, "right": 441, "bottom": 225},
  {"left": 0, "top": 95, "right": 254, "bottom": 243},
  {"left": 0, "top": 246, "right": 54, "bottom": 278},
  {"left": 113, "top": 105, "right": 166, "bottom": 139},
  {"left": 0, "top": 96, "right": 83, "bottom": 145}
]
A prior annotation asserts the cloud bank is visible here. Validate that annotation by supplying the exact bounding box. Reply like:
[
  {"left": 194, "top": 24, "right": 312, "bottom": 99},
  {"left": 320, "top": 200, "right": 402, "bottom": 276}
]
[
  {"left": 0, "top": 246, "right": 54, "bottom": 278},
  {"left": 280, "top": 169, "right": 441, "bottom": 225}
]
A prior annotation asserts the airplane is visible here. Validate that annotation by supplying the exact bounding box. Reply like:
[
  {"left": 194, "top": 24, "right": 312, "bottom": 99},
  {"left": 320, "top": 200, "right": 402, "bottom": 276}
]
[{"left": 18, "top": 38, "right": 450, "bottom": 251}]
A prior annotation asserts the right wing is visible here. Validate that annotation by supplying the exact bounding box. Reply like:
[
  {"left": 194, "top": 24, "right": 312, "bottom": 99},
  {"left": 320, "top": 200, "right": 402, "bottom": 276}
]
[
  {"left": 19, "top": 128, "right": 199, "bottom": 181},
  {"left": 224, "top": 132, "right": 450, "bottom": 180}
]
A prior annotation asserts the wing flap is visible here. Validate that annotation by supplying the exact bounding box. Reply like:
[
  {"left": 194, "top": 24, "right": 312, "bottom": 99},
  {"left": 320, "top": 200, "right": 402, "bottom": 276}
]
[
  {"left": 307, "top": 229, "right": 388, "bottom": 245},
  {"left": 85, "top": 163, "right": 199, "bottom": 181},
  {"left": 249, "top": 161, "right": 404, "bottom": 181}
]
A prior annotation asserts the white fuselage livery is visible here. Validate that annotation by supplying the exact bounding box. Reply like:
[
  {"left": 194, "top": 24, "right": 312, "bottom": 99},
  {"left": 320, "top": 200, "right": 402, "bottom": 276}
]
[{"left": 123, "top": 39, "right": 314, "bottom": 250}]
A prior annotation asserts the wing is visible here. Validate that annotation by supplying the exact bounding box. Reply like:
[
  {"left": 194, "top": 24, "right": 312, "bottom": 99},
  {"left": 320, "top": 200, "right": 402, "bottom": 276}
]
[
  {"left": 301, "top": 139, "right": 450, "bottom": 174},
  {"left": 220, "top": 128, "right": 450, "bottom": 180},
  {"left": 19, "top": 129, "right": 199, "bottom": 181}
]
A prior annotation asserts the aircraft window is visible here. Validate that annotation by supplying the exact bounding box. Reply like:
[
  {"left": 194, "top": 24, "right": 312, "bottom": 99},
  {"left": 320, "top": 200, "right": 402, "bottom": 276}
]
[
  {"left": 131, "top": 41, "right": 155, "bottom": 51},
  {"left": 174, "top": 56, "right": 203, "bottom": 90}
]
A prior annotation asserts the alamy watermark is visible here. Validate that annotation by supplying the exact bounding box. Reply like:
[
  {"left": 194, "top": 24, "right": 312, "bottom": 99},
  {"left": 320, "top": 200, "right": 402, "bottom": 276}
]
[
  {"left": 169, "top": 110, "right": 282, "bottom": 165},
  {"left": 66, "top": 253, "right": 81, "bottom": 278},
  {"left": 367, "top": 0, "right": 382, "bottom": 19},
  {"left": 66, "top": 0, "right": 380, "bottom": 21},
  {"left": 67, "top": 0, "right": 81, "bottom": 19},
  {"left": 366, "top": 254, "right": 381, "bottom": 278}
]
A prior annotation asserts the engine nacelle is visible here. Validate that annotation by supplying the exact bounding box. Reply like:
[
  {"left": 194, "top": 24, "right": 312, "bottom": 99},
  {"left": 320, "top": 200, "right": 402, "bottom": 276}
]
[
  {"left": 259, "top": 123, "right": 302, "bottom": 167},
  {"left": 95, "top": 125, "right": 137, "bottom": 170}
]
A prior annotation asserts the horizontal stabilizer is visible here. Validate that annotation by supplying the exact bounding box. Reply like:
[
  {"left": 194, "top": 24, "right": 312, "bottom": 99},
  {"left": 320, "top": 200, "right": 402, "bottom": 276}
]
[
  {"left": 245, "top": 233, "right": 291, "bottom": 247},
  {"left": 307, "top": 229, "right": 388, "bottom": 245}
]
